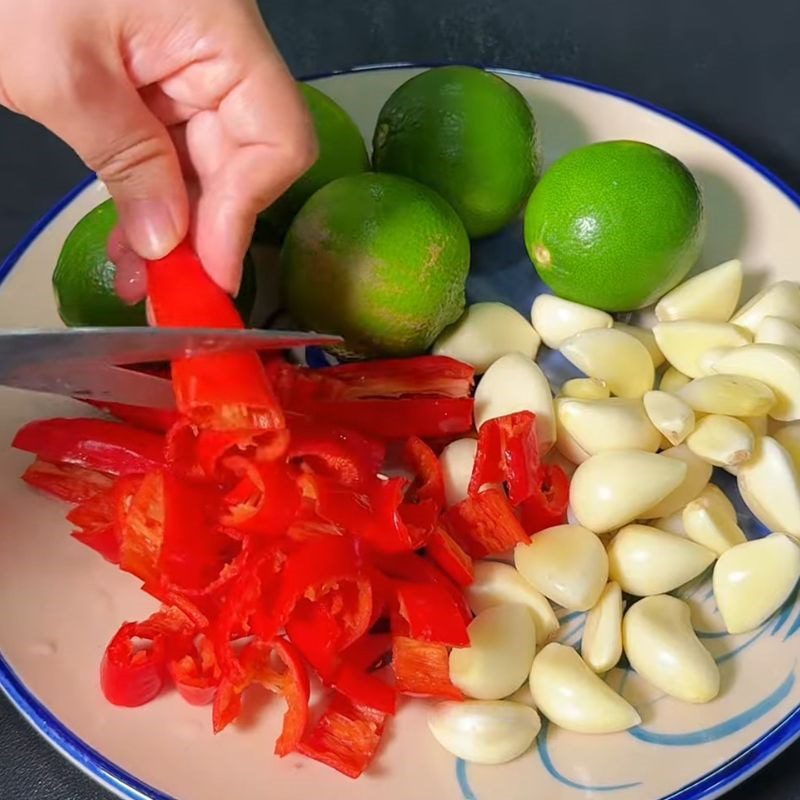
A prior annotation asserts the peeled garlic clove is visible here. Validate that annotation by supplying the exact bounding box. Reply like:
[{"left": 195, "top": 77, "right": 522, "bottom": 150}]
[
  {"left": 655, "top": 259, "right": 743, "bottom": 322},
  {"left": 557, "top": 397, "right": 661, "bottom": 455},
  {"left": 737, "top": 437, "right": 800, "bottom": 537},
  {"left": 607, "top": 524, "right": 715, "bottom": 596},
  {"left": 450, "top": 604, "right": 537, "bottom": 700},
  {"left": 514, "top": 525, "right": 608, "bottom": 611},
  {"left": 686, "top": 414, "right": 755, "bottom": 467},
  {"left": 682, "top": 483, "right": 746, "bottom": 555},
  {"left": 640, "top": 444, "right": 712, "bottom": 519},
  {"left": 774, "top": 421, "right": 800, "bottom": 472},
  {"left": 581, "top": 582, "right": 623, "bottom": 673},
  {"left": 570, "top": 450, "right": 687, "bottom": 533},
  {"left": 466, "top": 560, "right": 559, "bottom": 644},
  {"left": 529, "top": 643, "right": 640, "bottom": 733},
  {"left": 475, "top": 353, "right": 555, "bottom": 452},
  {"left": 709, "top": 344, "right": 800, "bottom": 421},
  {"left": 676, "top": 374, "right": 776, "bottom": 417},
  {"left": 554, "top": 400, "right": 592, "bottom": 465},
  {"left": 428, "top": 700, "right": 541, "bottom": 765},
  {"left": 560, "top": 328, "right": 654, "bottom": 399},
  {"left": 755, "top": 316, "right": 800, "bottom": 352},
  {"left": 660, "top": 366, "right": 691, "bottom": 393},
  {"left": 697, "top": 347, "right": 736, "bottom": 375},
  {"left": 614, "top": 323, "right": 665, "bottom": 368},
  {"left": 653, "top": 321, "right": 752, "bottom": 378},
  {"left": 653, "top": 509, "right": 688, "bottom": 537},
  {"left": 560, "top": 377, "right": 610, "bottom": 400},
  {"left": 433, "top": 302, "right": 541, "bottom": 374},
  {"left": 713, "top": 533, "right": 800, "bottom": 634},
  {"left": 740, "top": 415, "right": 769, "bottom": 437},
  {"left": 530, "top": 294, "right": 612, "bottom": 349},
  {"left": 731, "top": 280, "right": 800, "bottom": 334},
  {"left": 623, "top": 595, "right": 720, "bottom": 703},
  {"left": 439, "top": 438, "right": 478, "bottom": 507},
  {"left": 506, "top": 680, "right": 537, "bottom": 708},
  {"left": 644, "top": 390, "right": 695, "bottom": 445}
]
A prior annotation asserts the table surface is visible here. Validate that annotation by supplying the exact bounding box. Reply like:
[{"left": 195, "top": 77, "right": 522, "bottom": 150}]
[{"left": 1, "top": 0, "right": 799, "bottom": 797}]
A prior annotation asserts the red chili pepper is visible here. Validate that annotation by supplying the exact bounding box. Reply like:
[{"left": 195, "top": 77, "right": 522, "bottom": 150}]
[
  {"left": 297, "top": 692, "right": 387, "bottom": 779},
  {"left": 395, "top": 582, "right": 470, "bottom": 647},
  {"left": 425, "top": 527, "right": 474, "bottom": 588},
  {"left": 168, "top": 634, "right": 221, "bottom": 706},
  {"left": 519, "top": 463, "right": 570, "bottom": 533},
  {"left": 444, "top": 487, "right": 529, "bottom": 559},
  {"left": 402, "top": 436, "right": 446, "bottom": 508},
  {"left": 13, "top": 418, "right": 164, "bottom": 477},
  {"left": 330, "top": 638, "right": 396, "bottom": 715},
  {"left": 146, "top": 242, "right": 284, "bottom": 432},
  {"left": 285, "top": 599, "right": 342, "bottom": 679},
  {"left": 68, "top": 486, "right": 120, "bottom": 564},
  {"left": 82, "top": 399, "right": 179, "bottom": 433},
  {"left": 391, "top": 636, "right": 463, "bottom": 700},
  {"left": 21, "top": 459, "right": 114, "bottom": 504},
  {"left": 469, "top": 411, "right": 540, "bottom": 505},
  {"left": 118, "top": 472, "right": 164, "bottom": 584}
]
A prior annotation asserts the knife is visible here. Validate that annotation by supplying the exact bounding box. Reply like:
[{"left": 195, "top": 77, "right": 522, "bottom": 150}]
[{"left": 0, "top": 327, "right": 342, "bottom": 408}]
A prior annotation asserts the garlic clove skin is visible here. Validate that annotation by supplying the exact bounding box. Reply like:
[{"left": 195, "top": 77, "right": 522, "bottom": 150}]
[
  {"left": 466, "top": 560, "right": 559, "bottom": 644},
  {"left": 655, "top": 259, "right": 743, "bottom": 323},
  {"left": 660, "top": 366, "right": 692, "bottom": 393},
  {"left": 755, "top": 316, "right": 800, "bottom": 352},
  {"left": 677, "top": 374, "right": 776, "bottom": 417},
  {"left": 640, "top": 444, "right": 712, "bottom": 519},
  {"left": 622, "top": 595, "right": 720, "bottom": 704},
  {"left": 570, "top": 450, "right": 687, "bottom": 533},
  {"left": 560, "top": 377, "right": 610, "bottom": 400},
  {"left": 428, "top": 700, "right": 541, "bottom": 765},
  {"left": 615, "top": 323, "right": 665, "bottom": 368},
  {"left": 530, "top": 294, "right": 613, "bottom": 349},
  {"left": 731, "top": 280, "right": 800, "bottom": 334},
  {"left": 682, "top": 483, "right": 746, "bottom": 555},
  {"left": 559, "top": 328, "right": 654, "bottom": 399},
  {"left": 514, "top": 525, "right": 608, "bottom": 612},
  {"left": 644, "top": 390, "right": 696, "bottom": 445},
  {"left": 686, "top": 414, "right": 755, "bottom": 468},
  {"left": 737, "top": 436, "right": 800, "bottom": 538},
  {"left": 439, "top": 438, "right": 478, "bottom": 507},
  {"left": 581, "top": 582, "right": 624, "bottom": 674},
  {"left": 529, "top": 643, "right": 641, "bottom": 733},
  {"left": 449, "top": 604, "right": 537, "bottom": 700},
  {"left": 475, "top": 353, "right": 556, "bottom": 453},
  {"left": 713, "top": 533, "right": 800, "bottom": 634},
  {"left": 653, "top": 321, "right": 752, "bottom": 378},
  {"left": 607, "top": 524, "right": 716, "bottom": 596},
  {"left": 433, "top": 302, "right": 541, "bottom": 374}
]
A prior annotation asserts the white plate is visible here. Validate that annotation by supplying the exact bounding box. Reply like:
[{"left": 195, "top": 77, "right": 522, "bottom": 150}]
[{"left": 1, "top": 64, "right": 800, "bottom": 800}]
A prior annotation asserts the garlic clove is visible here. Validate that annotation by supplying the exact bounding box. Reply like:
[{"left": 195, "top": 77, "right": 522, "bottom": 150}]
[
  {"left": 652, "top": 321, "right": 752, "bottom": 378},
  {"left": 686, "top": 414, "right": 755, "bottom": 468},
  {"left": 466, "top": 560, "right": 559, "bottom": 644},
  {"left": 433, "top": 302, "right": 541, "bottom": 374},
  {"left": 581, "top": 582, "right": 624, "bottom": 673},
  {"left": 529, "top": 643, "right": 640, "bottom": 733},
  {"left": 570, "top": 450, "right": 687, "bottom": 533},
  {"left": 682, "top": 483, "right": 746, "bottom": 555},
  {"left": 755, "top": 316, "right": 800, "bottom": 352},
  {"left": 713, "top": 533, "right": 800, "bottom": 634},
  {"left": 560, "top": 328, "right": 654, "bottom": 399},
  {"left": 554, "top": 399, "right": 592, "bottom": 465},
  {"left": 737, "top": 436, "right": 800, "bottom": 537},
  {"left": 731, "top": 280, "right": 800, "bottom": 334},
  {"left": 653, "top": 509, "right": 688, "bottom": 537},
  {"left": 660, "top": 366, "right": 691, "bottom": 393},
  {"left": 622, "top": 595, "right": 720, "bottom": 703},
  {"left": 615, "top": 323, "right": 665, "bottom": 368},
  {"left": 449, "top": 604, "right": 537, "bottom": 700},
  {"left": 506, "top": 681, "right": 537, "bottom": 709},
  {"left": 560, "top": 377, "right": 610, "bottom": 400},
  {"left": 644, "top": 390, "right": 696, "bottom": 445},
  {"left": 474, "top": 353, "right": 556, "bottom": 452},
  {"left": 676, "top": 374, "right": 776, "bottom": 417},
  {"left": 774, "top": 421, "right": 800, "bottom": 472},
  {"left": 640, "top": 444, "right": 712, "bottom": 519},
  {"left": 740, "top": 415, "right": 769, "bottom": 437},
  {"left": 710, "top": 344, "right": 800, "bottom": 421},
  {"left": 607, "top": 524, "right": 716, "bottom": 596},
  {"left": 530, "top": 294, "right": 613, "bottom": 350},
  {"left": 428, "top": 700, "right": 541, "bottom": 765},
  {"left": 557, "top": 397, "right": 662, "bottom": 455},
  {"left": 655, "top": 259, "right": 743, "bottom": 323},
  {"left": 514, "top": 524, "right": 608, "bottom": 611},
  {"left": 439, "top": 438, "right": 478, "bottom": 507}
]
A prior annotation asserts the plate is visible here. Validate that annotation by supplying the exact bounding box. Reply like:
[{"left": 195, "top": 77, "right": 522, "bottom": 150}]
[{"left": 1, "top": 64, "right": 800, "bottom": 800}]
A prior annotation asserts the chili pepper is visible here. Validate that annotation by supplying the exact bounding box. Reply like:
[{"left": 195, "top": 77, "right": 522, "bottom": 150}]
[
  {"left": 21, "top": 459, "right": 114, "bottom": 504},
  {"left": 68, "top": 485, "right": 119, "bottom": 564},
  {"left": 118, "top": 472, "right": 164, "bottom": 584},
  {"left": 395, "top": 582, "right": 470, "bottom": 647},
  {"left": 519, "top": 463, "right": 570, "bottom": 533},
  {"left": 425, "top": 527, "right": 474, "bottom": 588},
  {"left": 402, "top": 436, "right": 445, "bottom": 508},
  {"left": 391, "top": 636, "right": 463, "bottom": 701},
  {"left": 168, "top": 634, "right": 221, "bottom": 706},
  {"left": 82, "top": 399, "right": 179, "bottom": 433}
]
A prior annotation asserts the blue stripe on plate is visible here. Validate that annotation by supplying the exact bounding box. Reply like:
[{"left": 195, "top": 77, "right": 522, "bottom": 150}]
[{"left": 1, "top": 63, "right": 799, "bottom": 800}]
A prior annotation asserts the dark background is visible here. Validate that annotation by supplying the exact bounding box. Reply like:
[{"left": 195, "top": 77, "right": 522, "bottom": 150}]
[{"left": 1, "top": 0, "right": 799, "bottom": 797}]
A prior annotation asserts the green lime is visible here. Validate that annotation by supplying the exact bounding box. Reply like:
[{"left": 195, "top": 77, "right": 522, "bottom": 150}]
[
  {"left": 281, "top": 172, "right": 470, "bottom": 357},
  {"left": 524, "top": 140, "right": 705, "bottom": 312},
  {"left": 256, "top": 83, "right": 370, "bottom": 242},
  {"left": 53, "top": 199, "right": 146, "bottom": 327},
  {"left": 372, "top": 66, "right": 540, "bottom": 238}
]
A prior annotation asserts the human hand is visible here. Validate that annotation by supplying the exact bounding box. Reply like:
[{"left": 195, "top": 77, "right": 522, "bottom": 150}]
[{"left": 0, "top": 0, "right": 316, "bottom": 301}]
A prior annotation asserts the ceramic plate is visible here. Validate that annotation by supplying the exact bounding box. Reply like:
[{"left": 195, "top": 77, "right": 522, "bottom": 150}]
[{"left": 1, "top": 65, "right": 799, "bottom": 800}]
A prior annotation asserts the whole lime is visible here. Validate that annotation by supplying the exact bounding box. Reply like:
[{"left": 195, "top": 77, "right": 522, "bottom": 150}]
[
  {"left": 524, "top": 140, "right": 705, "bottom": 311},
  {"left": 281, "top": 172, "right": 470, "bottom": 357},
  {"left": 372, "top": 66, "right": 540, "bottom": 238}
]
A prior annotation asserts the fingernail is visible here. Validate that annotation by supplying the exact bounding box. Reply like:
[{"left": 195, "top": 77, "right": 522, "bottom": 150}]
[{"left": 118, "top": 198, "right": 181, "bottom": 261}]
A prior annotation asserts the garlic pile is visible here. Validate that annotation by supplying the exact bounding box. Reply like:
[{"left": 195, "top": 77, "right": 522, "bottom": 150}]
[{"left": 425, "top": 263, "right": 800, "bottom": 767}]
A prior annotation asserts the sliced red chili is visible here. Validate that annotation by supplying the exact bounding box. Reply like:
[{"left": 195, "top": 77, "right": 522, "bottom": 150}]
[
  {"left": 82, "top": 399, "right": 179, "bottom": 433},
  {"left": 118, "top": 471, "right": 164, "bottom": 584},
  {"left": 425, "top": 526, "right": 474, "bottom": 588},
  {"left": 168, "top": 634, "right": 221, "bottom": 706},
  {"left": 391, "top": 636, "right": 463, "bottom": 700},
  {"left": 22, "top": 458, "right": 114, "bottom": 504},
  {"left": 402, "top": 436, "right": 445, "bottom": 509},
  {"left": 395, "top": 582, "right": 470, "bottom": 647},
  {"left": 519, "top": 463, "right": 570, "bottom": 533},
  {"left": 68, "top": 485, "right": 120, "bottom": 564}
]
